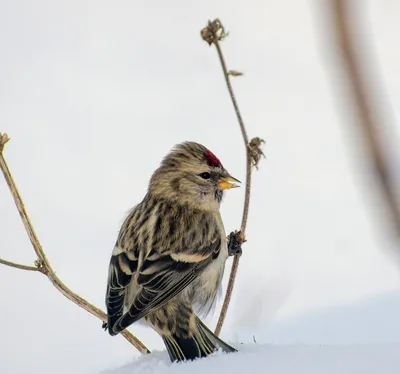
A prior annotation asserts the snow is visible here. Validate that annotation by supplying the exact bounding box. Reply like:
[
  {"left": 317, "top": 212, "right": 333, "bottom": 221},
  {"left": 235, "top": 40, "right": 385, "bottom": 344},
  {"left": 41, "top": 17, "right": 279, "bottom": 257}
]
[
  {"left": 99, "top": 292, "right": 400, "bottom": 374},
  {"left": 258, "top": 291, "right": 400, "bottom": 345},
  {"left": 101, "top": 345, "right": 400, "bottom": 374}
]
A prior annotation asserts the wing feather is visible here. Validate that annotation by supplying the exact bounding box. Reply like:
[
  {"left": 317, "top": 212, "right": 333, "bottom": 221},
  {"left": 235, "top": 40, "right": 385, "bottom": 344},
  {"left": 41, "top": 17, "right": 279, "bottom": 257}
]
[
  {"left": 105, "top": 247, "right": 138, "bottom": 332},
  {"left": 110, "top": 239, "right": 220, "bottom": 335}
]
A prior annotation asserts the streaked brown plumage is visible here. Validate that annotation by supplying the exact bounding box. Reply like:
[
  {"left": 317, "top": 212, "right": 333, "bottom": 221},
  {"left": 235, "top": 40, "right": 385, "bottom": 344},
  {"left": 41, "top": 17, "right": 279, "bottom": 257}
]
[{"left": 105, "top": 141, "right": 239, "bottom": 361}]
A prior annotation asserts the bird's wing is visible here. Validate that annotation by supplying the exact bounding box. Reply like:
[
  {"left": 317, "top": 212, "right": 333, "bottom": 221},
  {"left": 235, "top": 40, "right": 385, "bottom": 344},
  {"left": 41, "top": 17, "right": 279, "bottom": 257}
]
[
  {"left": 105, "top": 243, "right": 139, "bottom": 333},
  {"left": 109, "top": 238, "right": 221, "bottom": 335}
]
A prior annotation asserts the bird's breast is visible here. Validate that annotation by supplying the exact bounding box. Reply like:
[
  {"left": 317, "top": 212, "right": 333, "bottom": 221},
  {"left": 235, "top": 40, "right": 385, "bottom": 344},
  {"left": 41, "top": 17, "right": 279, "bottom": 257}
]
[{"left": 184, "top": 213, "right": 228, "bottom": 315}]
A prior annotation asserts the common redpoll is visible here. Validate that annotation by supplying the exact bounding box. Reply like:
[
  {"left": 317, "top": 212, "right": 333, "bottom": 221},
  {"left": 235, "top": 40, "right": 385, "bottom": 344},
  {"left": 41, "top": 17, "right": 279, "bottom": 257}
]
[{"left": 105, "top": 141, "right": 241, "bottom": 361}]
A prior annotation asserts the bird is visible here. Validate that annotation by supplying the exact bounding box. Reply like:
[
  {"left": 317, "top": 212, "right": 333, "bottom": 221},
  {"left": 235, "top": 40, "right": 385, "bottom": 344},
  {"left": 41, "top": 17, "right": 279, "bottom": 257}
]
[{"left": 104, "top": 141, "right": 241, "bottom": 362}]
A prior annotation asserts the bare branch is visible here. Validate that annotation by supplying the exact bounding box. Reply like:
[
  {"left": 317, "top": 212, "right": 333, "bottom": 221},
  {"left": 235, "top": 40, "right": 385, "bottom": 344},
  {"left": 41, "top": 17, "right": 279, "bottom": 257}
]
[
  {"left": 328, "top": 2, "right": 400, "bottom": 238},
  {"left": 201, "top": 19, "right": 264, "bottom": 336},
  {"left": 0, "top": 257, "right": 39, "bottom": 272},
  {"left": 0, "top": 133, "right": 150, "bottom": 354}
]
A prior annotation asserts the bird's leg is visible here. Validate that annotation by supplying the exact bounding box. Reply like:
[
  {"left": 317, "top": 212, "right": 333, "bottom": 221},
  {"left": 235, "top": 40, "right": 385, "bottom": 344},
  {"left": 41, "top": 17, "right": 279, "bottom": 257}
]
[{"left": 227, "top": 231, "right": 245, "bottom": 256}]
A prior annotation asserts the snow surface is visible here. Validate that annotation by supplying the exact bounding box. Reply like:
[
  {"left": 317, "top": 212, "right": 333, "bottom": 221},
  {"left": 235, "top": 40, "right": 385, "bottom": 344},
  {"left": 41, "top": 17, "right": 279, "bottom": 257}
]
[
  {"left": 257, "top": 291, "right": 400, "bottom": 345},
  {"left": 101, "top": 345, "right": 400, "bottom": 374},
  {"left": 100, "top": 292, "right": 400, "bottom": 374}
]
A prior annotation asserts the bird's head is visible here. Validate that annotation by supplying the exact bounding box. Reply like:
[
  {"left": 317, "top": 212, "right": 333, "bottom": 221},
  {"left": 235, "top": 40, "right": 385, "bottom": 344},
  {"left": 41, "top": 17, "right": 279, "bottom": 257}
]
[{"left": 148, "top": 141, "right": 240, "bottom": 211}]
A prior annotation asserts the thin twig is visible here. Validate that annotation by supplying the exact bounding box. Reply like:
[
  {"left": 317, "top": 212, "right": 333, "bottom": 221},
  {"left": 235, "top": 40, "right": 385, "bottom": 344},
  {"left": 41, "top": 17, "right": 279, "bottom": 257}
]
[
  {"left": 212, "top": 26, "right": 252, "bottom": 337},
  {"left": 0, "top": 133, "right": 150, "bottom": 354},
  {"left": 213, "top": 38, "right": 253, "bottom": 234},
  {"left": 0, "top": 258, "right": 39, "bottom": 272},
  {"left": 328, "top": 1, "right": 400, "bottom": 237},
  {"left": 201, "top": 19, "right": 264, "bottom": 336}
]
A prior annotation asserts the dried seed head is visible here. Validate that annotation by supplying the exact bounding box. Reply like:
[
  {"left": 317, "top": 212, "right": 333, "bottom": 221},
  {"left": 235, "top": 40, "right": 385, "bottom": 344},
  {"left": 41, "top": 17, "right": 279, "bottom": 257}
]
[
  {"left": 248, "top": 137, "right": 266, "bottom": 169},
  {"left": 200, "top": 18, "right": 227, "bottom": 46}
]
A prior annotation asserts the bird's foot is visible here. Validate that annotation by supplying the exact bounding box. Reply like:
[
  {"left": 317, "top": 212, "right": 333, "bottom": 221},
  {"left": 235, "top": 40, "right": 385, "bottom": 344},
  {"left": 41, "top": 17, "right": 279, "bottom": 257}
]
[
  {"left": 102, "top": 322, "right": 108, "bottom": 331},
  {"left": 227, "top": 231, "right": 245, "bottom": 256}
]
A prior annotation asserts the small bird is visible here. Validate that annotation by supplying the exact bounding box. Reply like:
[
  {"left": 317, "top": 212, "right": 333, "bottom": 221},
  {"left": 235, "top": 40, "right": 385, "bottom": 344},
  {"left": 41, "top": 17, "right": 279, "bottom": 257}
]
[{"left": 105, "top": 141, "right": 241, "bottom": 362}]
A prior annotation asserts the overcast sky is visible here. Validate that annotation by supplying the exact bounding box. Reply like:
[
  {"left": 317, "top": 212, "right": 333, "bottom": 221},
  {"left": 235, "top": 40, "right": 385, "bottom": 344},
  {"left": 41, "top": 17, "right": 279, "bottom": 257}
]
[{"left": 1, "top": 1, "right": 399, "bottom": 373}]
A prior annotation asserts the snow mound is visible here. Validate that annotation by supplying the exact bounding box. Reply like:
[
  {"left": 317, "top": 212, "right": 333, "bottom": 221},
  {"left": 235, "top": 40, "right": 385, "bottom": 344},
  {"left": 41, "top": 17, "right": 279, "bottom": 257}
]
[
  {"left": 101, "top": 344, "right": 400, "bottom": 374},
  {"left": 258, "top": 291, "right": 400, "bottom": 345}
]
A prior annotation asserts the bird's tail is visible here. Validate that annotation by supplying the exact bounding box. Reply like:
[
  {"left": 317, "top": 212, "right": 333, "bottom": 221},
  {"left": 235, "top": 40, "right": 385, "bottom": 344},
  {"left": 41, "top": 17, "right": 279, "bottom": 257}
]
[{"left": 162, "top": 316, "right": 237, "bottom": 362}]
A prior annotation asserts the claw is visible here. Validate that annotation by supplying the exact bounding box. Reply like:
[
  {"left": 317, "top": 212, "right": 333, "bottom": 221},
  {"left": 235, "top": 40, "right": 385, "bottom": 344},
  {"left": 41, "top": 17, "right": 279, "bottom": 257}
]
[
  {"left": 227, "top": 231, "right": 244, "bottom": 257},
  {"left": 102, "top": 322, "right": 108, "bottom": 331}
]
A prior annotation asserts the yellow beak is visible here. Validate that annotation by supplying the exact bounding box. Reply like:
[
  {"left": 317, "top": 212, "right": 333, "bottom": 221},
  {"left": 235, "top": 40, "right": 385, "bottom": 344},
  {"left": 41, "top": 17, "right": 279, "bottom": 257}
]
[{"left": 218, "top": 175, "right": 241, "bottom": 190}]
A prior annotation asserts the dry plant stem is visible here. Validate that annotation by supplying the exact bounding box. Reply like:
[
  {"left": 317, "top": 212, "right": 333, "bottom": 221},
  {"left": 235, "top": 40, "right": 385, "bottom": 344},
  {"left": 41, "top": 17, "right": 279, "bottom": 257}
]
[
  {"left": 0, "top": 139, "right": 150, "bottom": 354},
  {"left": 330, "top": 1, "right": 400, "bottom": 236},
  {"left": 213, "top": 40, "right": 252, "bottom": 234},
  {"left": 0, "top": 257, "right": 38, "bottom": 271},
  {"left": 205, "top": 23, "right": 253, "bottom": 336}
]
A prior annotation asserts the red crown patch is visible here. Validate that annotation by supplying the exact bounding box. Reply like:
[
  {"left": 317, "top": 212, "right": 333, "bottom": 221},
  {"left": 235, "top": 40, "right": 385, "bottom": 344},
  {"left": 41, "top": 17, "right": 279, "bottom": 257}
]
[{"left": 205, "top": 149, "right": 222, "bottom": 167}]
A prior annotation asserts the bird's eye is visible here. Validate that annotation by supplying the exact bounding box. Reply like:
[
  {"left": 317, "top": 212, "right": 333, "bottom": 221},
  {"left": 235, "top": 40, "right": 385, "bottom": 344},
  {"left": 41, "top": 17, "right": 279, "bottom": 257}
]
[{"left": 199, "top": 172, "right": 211, "bottom": 180}]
